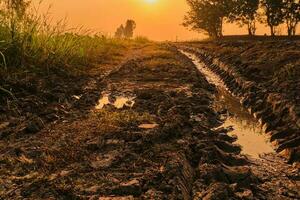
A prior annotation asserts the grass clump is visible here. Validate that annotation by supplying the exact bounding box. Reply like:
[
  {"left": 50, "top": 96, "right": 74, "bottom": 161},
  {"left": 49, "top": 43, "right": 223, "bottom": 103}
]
[
  {"left": 0, "top": 1, "right": 129, "bottom": 73},
  {"left": 134, "top": 36, "right": 151, "bottom": 44},
  {"left": 274, "top": 63, "right": 300, "bottom": 82},
  {"left": 96, "top": 109, "right": 155, "bottom": 127},
  {"left": 92, "top": 109, "right": 156, "bottom": 133}
]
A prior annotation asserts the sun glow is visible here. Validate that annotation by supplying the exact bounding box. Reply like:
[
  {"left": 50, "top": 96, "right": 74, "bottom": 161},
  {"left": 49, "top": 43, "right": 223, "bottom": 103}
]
[{"left": 145, "top": 0, "right": 157, "bottom": 4}]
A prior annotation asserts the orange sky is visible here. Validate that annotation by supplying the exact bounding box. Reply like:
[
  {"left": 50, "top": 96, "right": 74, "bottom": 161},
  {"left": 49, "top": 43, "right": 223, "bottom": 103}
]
[{"left": 33, "top": 0, "right": 293, "bottom": 41}]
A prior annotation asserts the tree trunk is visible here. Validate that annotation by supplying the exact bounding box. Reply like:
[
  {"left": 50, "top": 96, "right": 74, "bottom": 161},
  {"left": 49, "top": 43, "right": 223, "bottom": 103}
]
[
  {"left": 270, "top": 26, "right": 275, "bottom": 36},
  {"left": 209, "top": 31, "right": 218, "bottom": 39},
  {"left": 247, "top": 22, "right": 256, "bottom": 36},
  {"left": 287, "top": 19, "right": 292, "bottom": 36},
  {"left": 248, "top": 29, "right": 252, "bottom": 36},
  {"left": 292, "top": 27, "right": 296, "bottom": 36},
  {"left": 288, "top": 28, "right": 292, "bottom": 36},
  {"left": 247, "top": 24, "right": 252, "bottom": 36},
  {"left": 293, "top": 23, "right": 298, "bottom": 36},
  {"left": 215, "top": 17, "right": 223, "bottom": 38},
  {"left": 287, "top": 22, "right": 298, "bottom": 36}
]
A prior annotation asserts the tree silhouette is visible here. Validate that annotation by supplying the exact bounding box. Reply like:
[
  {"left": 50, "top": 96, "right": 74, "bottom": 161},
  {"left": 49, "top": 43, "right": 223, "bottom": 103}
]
[
  {"left": 230, "top": 0, "right": 259, "bottom": 36},
  {"left": 183, "top": 0, "right": 299, "bottom": 37},
  {"left": 115, "top": 24, "right": 125, "bottom": 38},
  {"left": 123, "top": 19, "right": 136, "bottom": 38},
  {"left": 114, "top": 19, "right": 136, "bottom": 39},
  {"left": 261, "top": 0, "right": 285, "bottom": 36},
  {"left": 283, "top": 0, "right": 300, "bottom": 36},
  {"left": 183, "top": 0, "right": 234, "bottom": 38}
]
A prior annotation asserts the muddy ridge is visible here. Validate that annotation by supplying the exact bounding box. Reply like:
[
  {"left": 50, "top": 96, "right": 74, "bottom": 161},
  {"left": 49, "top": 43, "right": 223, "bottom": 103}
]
[
  {"left": 1, "top": 44, "right": 261, "bottom": 199},
  {"left": 178, "top": 44, "right": 300, "bottom": 163},
  {"left": 1, "top": 43, "right": 299, "bottom": 199}
]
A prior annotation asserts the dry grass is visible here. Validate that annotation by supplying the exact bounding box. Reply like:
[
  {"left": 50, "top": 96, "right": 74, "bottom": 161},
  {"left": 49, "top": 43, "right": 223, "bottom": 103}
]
[
  {"left": 94, "top": 109, "right": 155, "bottom": 132},
  {"left": 0, "top": 2, "right": 148, "bottom": 74}
]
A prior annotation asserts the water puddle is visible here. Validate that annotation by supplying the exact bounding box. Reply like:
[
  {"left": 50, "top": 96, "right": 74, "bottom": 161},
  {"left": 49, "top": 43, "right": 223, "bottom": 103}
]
[
  {"left": 216, "top": 89, "right": 274, "bottom": 158},
  {"left": 180, "top": 51, "right": 227, "bottom": 89},
  {"left": 181, "top": 50, "right": 274, "bottom": 159},
  {"left": 96, "top": 94, "right": 135, "bottom": 109},
  {"left": 138, "top": 123, "right": 159, "bottom": 129}
]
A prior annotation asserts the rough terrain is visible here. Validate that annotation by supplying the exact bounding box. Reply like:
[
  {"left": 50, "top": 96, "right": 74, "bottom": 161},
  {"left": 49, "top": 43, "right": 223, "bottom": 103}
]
[
  {"left": 178, "top": 40, "right": 300, "bottom": 163},
  {"left": 0, "top": 42, "right": 299, "bottom": 199}
]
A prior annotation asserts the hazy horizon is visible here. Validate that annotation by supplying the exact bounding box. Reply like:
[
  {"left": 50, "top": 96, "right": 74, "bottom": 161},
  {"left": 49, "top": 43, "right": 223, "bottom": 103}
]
[{"left": 34, "top": 0, "right": 298, "bottom": 41}]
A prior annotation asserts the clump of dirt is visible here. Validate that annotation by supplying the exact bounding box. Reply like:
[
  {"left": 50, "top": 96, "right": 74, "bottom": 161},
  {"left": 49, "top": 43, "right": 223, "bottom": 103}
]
[
  {"left": 0, "top": 44, "right": 260, "bottom": 199},
  {"left": 179, "top": 40, "right": 300, "bottom": 163},
  {"left": 2, "top": 42, "right": 299, "bottom": 199},
  {"left": 0, "top": 43, "right": 133, "bottom": 140},
  {"left": 183, "top": 40, "right": 300, "bottom": 104}
]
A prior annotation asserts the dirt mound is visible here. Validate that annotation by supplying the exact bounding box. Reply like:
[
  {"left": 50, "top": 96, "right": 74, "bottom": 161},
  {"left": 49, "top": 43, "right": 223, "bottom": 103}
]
[
  {"left": 2, "top": 43, "right": 299, "bottom": 199},
  {"left": 179, "top": 41, "right": 300, "bottom": 163},
  {"left": 0, "top": 44, "right": 260, "bottom": 199}
]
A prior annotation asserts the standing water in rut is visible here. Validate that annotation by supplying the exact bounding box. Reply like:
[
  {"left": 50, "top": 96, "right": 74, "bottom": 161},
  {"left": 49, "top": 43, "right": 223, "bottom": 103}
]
[
  {"left": 96, "top": 94, "right": 135, "bottom": 109},
  {"left": 180, "top": 50, "right": 274, "bottom": 159}
]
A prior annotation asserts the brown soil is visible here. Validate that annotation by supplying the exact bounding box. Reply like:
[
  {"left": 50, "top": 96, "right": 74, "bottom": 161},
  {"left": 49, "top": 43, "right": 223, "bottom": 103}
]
[
  {"left": 0, "top": 43, "right": 299, "bottom": 199},
  {"left": 178, "top": 40, "right": 300, "bottom": 163},
  {"left": 181, "top": 40, "right": 300, "bottom": 103}
]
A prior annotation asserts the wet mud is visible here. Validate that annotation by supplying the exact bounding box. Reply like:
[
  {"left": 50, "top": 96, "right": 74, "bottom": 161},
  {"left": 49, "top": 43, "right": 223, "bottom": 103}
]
[
  {"left": 178, "top": 46, "right": 300, "bottom": 199},
  {"left": 0, "top": 43, "right": 299, "bottom": 199},
  {"left": 179, "top": 44, "right": 300, "bottom": 163},
  {"left": 96, "top": 94, "right": 135, "bottom": 110},
  {"left": 181, "top": 50, "right": 274, "bottom": 158}
]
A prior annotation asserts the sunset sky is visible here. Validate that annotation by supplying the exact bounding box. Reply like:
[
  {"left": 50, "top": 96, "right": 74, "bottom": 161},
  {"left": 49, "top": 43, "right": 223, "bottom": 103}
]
[{"left": 34, "top": 0, "right": 289, "bottom": 41}]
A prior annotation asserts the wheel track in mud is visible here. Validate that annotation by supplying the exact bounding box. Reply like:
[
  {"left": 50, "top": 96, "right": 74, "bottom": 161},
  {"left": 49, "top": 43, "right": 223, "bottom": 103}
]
[
  {"left": 176, "top": 45, "right": 300, "bottom": 199},
  {"left": 92, "top": 44, "right": 259, "bottom": 199},
  {"left": 1, "top": 44, "right": 298, "bottom": 199},
  {"left": 178, "top": 45, "right": 300, "bottom": 164}
]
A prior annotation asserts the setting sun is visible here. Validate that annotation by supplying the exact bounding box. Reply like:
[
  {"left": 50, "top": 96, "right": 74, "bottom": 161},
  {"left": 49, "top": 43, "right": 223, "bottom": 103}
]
[{"left": 145, "top": 0, "right": 158, "bottom": 4}]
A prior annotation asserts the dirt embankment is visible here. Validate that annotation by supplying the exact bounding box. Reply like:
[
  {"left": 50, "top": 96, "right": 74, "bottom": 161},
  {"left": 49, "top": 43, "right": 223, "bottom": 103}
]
[
  {"left": 1, "top": 43, "right": 263, "bottom": 199},
  {"left": 178, "top": 40, "right": 300, "bottom": 163},
  {"left": 0, "top": 43, "right": 133, "bottom": 140},
  {"left": 1, "top": 42, "right": 300, "bottom": 199}
]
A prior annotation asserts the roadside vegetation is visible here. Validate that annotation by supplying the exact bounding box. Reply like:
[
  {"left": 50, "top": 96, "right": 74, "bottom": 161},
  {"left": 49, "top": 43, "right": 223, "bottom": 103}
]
[
  {"left": 0, "top": 0, "right": 150, "bottom": 139},
  {"left": 184, "top": 0, "right": 300, "bottom": 38},
  {"left": 0, "top": 0, "right": 147, "bottom": 73},
  {"left": 0, "top": 0, "right": 149, "bottom": 106},
  {"left": 115, "top": 19, "right": 137, "bottom": 39}
]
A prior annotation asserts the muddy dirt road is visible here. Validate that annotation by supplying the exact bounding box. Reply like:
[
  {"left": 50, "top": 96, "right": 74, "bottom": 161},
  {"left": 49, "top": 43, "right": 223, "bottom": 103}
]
[
  {"left": 179, "top": 41, "right": 300, "bottom": 163},
  {"left": 180, "top": 49, "right": 300, "bottom": 200},
  {"left": 0, "top": 43, "right": 299, "bottom": 199}
]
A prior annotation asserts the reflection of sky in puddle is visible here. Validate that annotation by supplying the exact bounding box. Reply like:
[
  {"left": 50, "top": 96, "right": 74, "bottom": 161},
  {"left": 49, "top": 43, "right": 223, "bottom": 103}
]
[
  {"left": 96, "top": 94, "right": 135, "bottom": 109},
  {"left": 180, "top": 50, "right": 227, "bottom": 89},
  {"left": 222, "top": 117, "right": 274, "bottom": 158},
  {"left": 139, "top": 123, "right": 159, "bottom": 129},
  {"left": 182, "top": 50, "right": 274, "bottom": 159},
  {"left": 217, "top": 90, "right": 274, "bottom": 158}
]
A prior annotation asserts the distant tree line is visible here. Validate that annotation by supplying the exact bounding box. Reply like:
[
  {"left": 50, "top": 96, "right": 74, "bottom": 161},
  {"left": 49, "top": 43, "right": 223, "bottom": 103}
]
[
  {"left": 115, "top": 19, "right": 136, "bottom": 39},
  {"left": 183, "top": 0, "right": 300, "bottom": 38}
]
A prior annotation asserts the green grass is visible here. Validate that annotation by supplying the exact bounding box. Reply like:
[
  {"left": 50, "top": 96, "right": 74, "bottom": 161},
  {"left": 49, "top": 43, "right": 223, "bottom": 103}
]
[
  {"left": 0, "top": 2, "right": 139, "bottom": 73},
  {"left": 94, "top": 110, "right": 156, "bottom": 132}
]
